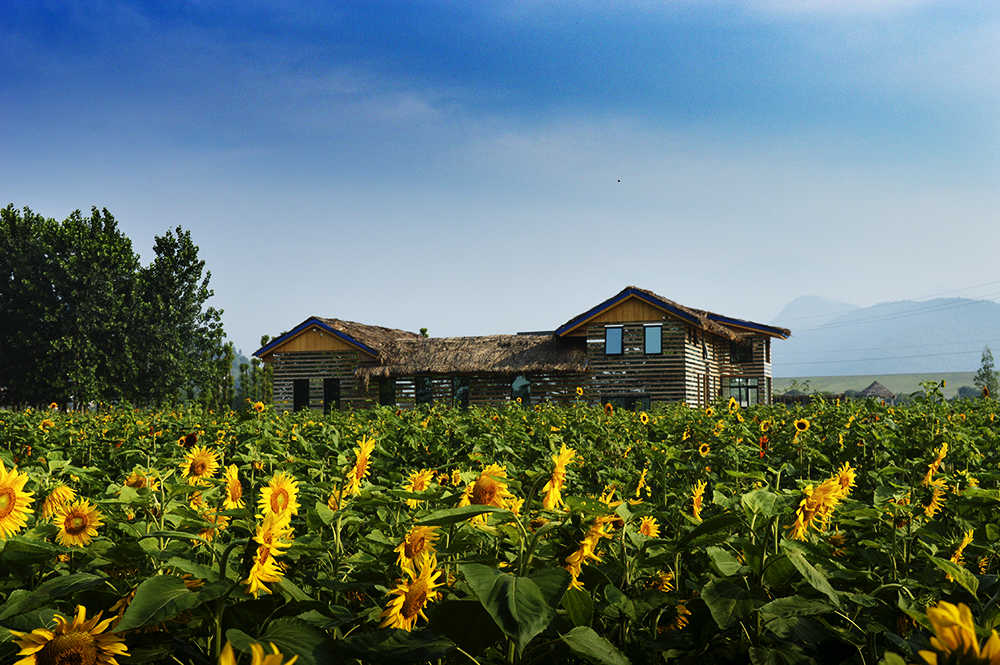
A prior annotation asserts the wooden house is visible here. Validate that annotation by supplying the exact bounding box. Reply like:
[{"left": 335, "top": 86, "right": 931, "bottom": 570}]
[{"left": 253, "top": 286, "right": 790, "bottom": 412}]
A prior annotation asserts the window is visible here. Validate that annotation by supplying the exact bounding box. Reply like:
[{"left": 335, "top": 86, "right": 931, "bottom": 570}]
[
  {"left": 453, "top": 376, "right": 470, "bottom": 409},
  {"left": 379, "top": 378, "right": 396, "bottom": 406},
  {"left": 416, "top": 377, "right": 433, "bottom": 405},
  {"left": 605, "top": 326, "right": 623, "bottom": 355},
  {"left": 644, "top": 325, "right": 662, "bottom": 354},
  {"left": 723, "top": 377, "right": 759, "bottom": 407},
  {"left": 511, "top": 374, "right": 531, "bottom": 406},
  {"left": 323, "top": 378, "right": 340, "bottom": 414},
  {"left": 730, "top": 341, "right": 753, "bottom": 364},
  {"left": 292, "top": 379, "right": 310, "bottom": 412}
]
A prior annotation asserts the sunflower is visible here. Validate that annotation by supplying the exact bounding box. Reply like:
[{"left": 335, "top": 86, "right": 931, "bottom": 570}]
[
  {"left": 180, "top": 445, "right": 219, "bottom": 485},
  {"left": 704, "top": 407, "right": 714, "bottom": 417},
  {"left": 634, "top": 466, "right": 649, "bottom": 500},
  {"left": 327, "top": 487, "right": 345, "bottom": 511},
  {"left": 692, "top": 480, "right": 707, "bottom": 522},
  {"left": 251, "top": 401, "right": 266, "bottom": 414},
  {"left": 258, "top": 471, "right": 300, "bottom": 520},
  {"left": 651, "top": 571, "right": 674, "bottom": 592},
  {"left": 541, "top": 444, "right": 576, "bottom": 510},
  {"left": 564, "top": 515, "right": 615, "bottom": 589},
  {"left": 794, "top": 418, "right": 810, "bottom": 433},
  {"left": 638, "top": 516, "right": 660, "bottom": 538},
  {"left": 950, "top": 529, "right": 975, "bottom": 569},
  {"left": 0, "top": 461, "right": 35, "bottom": 540},
  {"left": 41, "top": 484, "right": 75, "bottom": 521},
  {"left": 576, "top": 386, "right": 584, "bottom": 397},
  {"left": 10, "top": 604, "right": 128, "bottom": 665},
  {"left": 394, "top": 525, "right": 440, "bottom": 575},
  {"left": 918, "top": 601, "right": 1000, "bottom": 665},
  {"left": 39, "top": 419, "right": 55, "bottom": 432},
  {"left": 244, "top": 513, "right": 293, "bottom": 597},
  {"left": 639, "top": 412, "right": 649, "bottom": 425},
  {"left": 728, "top": 397, "right": 739, "bottom": 413},
  {"left": 379, "top": 555, "right": 443, "bottom": 631},
  {"left": 54, "top": 499, "right": 103, "bottom": 547},
  {"left": 402, "top": 469, "right": 435, "bottom": 509},
  {"left": 223, "top": 464, "right": 244, "bottom": 510},
  {"left": 604, "top": 403, "right": 614, "bottom": 416},
  {"left": 924, "top": 477, "right": 948, "bottom": 519},
  {"left": 787, "top": 476, "right": 844, "bottom": 541},
  {"left": 220, "top": 641, "right": 298, "bottom": 665},
  {"left": 835, "top": 462, "right": 857, "bottom": 495},
  {"left": 698, "top": 443, "right": 710, "bottom": 457},
  {"left": 459, "top": 463, "right": 516, "bottom": 511},
  {"left": 923, "top": 442, "right": 949, "bottom": 486},
  {"left": 345, "top": 436, "right": 375, "bottom": 496},
  {"left": 123, "top": 468, "right": 160, "bottom": 493}
]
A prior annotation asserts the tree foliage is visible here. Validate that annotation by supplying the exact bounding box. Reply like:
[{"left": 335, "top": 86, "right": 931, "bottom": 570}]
[
  {"left": 974, "top": 344, "right": 998, "bottom": 399},
  {"left": 0, "top": 204, "right": 228, "bottom": 408}
]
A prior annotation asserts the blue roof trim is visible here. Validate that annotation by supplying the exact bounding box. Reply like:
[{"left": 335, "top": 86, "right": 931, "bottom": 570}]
[
  {"left": 253, "top": 318, "right": 379, "bottom": 358},
  {"left": 555, "top": 287, "right": 700, "bottom": 337},
  {"left": 706, "top": 314, "right": 788, "bottom": 338}
]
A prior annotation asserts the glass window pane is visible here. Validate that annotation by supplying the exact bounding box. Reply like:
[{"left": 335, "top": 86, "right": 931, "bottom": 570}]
[
  {"left": 605, "top": 327, "right": 623, "bottom": 355},
  {"left": 644, "top": 326, "right": 661, "bottom": 354}
]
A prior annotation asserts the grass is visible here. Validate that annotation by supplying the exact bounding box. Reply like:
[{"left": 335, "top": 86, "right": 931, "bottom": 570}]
[{"left": 773, "top": 372, "right": 976, "bottom": 400}]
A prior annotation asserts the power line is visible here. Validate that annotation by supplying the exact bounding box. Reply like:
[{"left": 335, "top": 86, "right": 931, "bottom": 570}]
[{"left": 777, "top": 348, "right": 984, "bottom": 367}]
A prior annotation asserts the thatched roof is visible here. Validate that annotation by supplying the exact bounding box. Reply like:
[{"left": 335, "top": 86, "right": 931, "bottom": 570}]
[
  {"left": 356, "top": 334, "right": 588, "bottom": 381},
  {"left": 858, "top": 381, "right": 896, "bottom": 400},
  {"left": 254, "top": 317, "right": 421, "bottom": 358},
  {"left": 312, "top": 317, "right": 422, "bottom": 352},
  {"left": 555, "top": 286, "right": 790, "bottom": 341}
]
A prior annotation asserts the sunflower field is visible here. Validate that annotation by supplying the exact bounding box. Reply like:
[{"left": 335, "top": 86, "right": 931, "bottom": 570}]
[{"left": 3, "top": 383, "right": 1000, "bottom": 665}]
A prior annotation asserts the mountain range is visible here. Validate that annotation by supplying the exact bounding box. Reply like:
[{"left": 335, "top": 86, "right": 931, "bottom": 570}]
[{"left": 769, "top": 296, "right": 1000, "bottom": 377}]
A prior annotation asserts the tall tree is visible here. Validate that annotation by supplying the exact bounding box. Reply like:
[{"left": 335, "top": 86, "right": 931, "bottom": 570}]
[
  {"left": 974, "top": 345, "right": 999, "bottom": 399},
  {"left": 132, "top": 226, "right": 226, "bottom": 407},
  {"left": 0, "top": 205, "right": 139, "bottom": 406},
  {"left": 0, "top": 206, "right": 227, "bottom": 408}
]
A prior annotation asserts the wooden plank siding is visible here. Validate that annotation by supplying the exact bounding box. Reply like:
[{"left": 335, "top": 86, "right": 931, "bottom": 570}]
[
  {"left": 270, "top": 351, "right": 380, "bottom": 412},
  {"left": 680, "top": 328, "right": 773, "bottom": 407},
  {"left": 386, "top": 373, "right": 590, "bottom": 409},
  {"left": 584, "top": 321, "right": 687, "bottom": 405}
]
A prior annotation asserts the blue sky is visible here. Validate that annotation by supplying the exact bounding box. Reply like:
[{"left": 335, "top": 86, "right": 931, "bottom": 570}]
[{"left": 4, "top": 1, "right": 999, "bottom": 359}]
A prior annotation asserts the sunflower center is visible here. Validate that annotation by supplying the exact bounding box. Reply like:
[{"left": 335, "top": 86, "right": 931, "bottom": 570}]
[
  {"left": 401, "top": 580, "right": 429, "bottom": 620},
  {"left": 36, "top": 631, "right": 98, "bottom": 665},
  {"left": 64, "top": 514, "right": 88, "bottom": 536},
  {"left": 404, "top": 535, "right": 426, "bottom": 559},
  {"left": 229, "top": 482, "right": 243, "bottom": 502},
  {"left": 472, "top": 476, "right": 498, "bottom": 505},
  {"left": 191, "top": 462, "right": 207, "bottom": 476},
  {"left": 0, "top": 486, "right": 14, "bottom": 518},
  {"left": 271, "top": 489, "right": 289, "bottom": 512}
]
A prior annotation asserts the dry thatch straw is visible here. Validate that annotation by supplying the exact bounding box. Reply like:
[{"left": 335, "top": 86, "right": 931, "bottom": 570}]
[{"left": 356, "top": 334, "right": 587, "bottom": 383}]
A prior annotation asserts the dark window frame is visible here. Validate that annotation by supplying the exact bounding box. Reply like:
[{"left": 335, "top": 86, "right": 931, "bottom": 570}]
[
  {"left": 415, "top": 376, "right": 434, "bottom": 405},
  {"left": 453, "top": 376, "right": 470, "bottom": 409},
  {"left": 379, "top": 378, "right": 396, "bottom": 407},
  {"left": 605, "top": 326, "right": 623, "bottom": 356},
  {"left": 730, "top": 341, "right": 754, "bottom": 364},
  {"left": 323, "top": 378, "right": 340, "bottom": 414},
  {"left": 292, "top": 379, "right": 310, "bottom": 412},
  {"left": 723, "top": 376, "right": 760, "bottom": 407},
  {"left": 644, "top": 324, "right": 662, "bottom": 355}
]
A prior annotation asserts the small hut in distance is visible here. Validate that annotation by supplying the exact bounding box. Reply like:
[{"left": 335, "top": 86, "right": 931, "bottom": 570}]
[{"left": 857, "top": 381, "right": 897, "bottom": 404}]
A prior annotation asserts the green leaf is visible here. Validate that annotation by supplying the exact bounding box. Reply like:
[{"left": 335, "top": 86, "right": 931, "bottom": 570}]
[
  {"left": 760, "top": 596, "right": 833, "bottom": 619},
  {"left": 741, "top": 489, "right": 788, "bottom": 519},
  {"left": 559, "top": 626, "right": 631, "bottom": 665},
  {"left": 562, "top": 586, "right": 594, "bottom": 627},
  {"left": 428, "top": 599, "right": 505, "bottom": 657},
  {"left": 928, "top": 556, "right": 980, "bottom": 598},
  {"left": 416, "top": 505, "right": 512, "bottom": 526},
  {"left": 673, "top": 512, "right": 742, "bottom": 552},
  {"left": 0, "top": 573, "right": 107, "bottom": 621},
  {"left": 701, "top": 578, "right": 755, "bottom": 629},
  {"left": 229, "top": 617, "right": 333, "bottom": 665},
  {"left": 706, "top": 546, "right": 745, "bottom": 577},
  {"left": 115, "top": 574, "right": 204, "bottom": 632},
  {"left": 780, "top": 541, "right": 841, "bottom": 607},
  {"left": 460, "top": 563, "right": 559, "bottom": 655},
  {"left": 332, "top": 628, "right": 455, "bottom": 664}
]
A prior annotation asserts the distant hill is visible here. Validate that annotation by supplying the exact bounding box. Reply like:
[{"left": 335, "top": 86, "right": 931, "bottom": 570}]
[{"left": 770, "top": 297, "right": 1000, "bottom": 376}]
